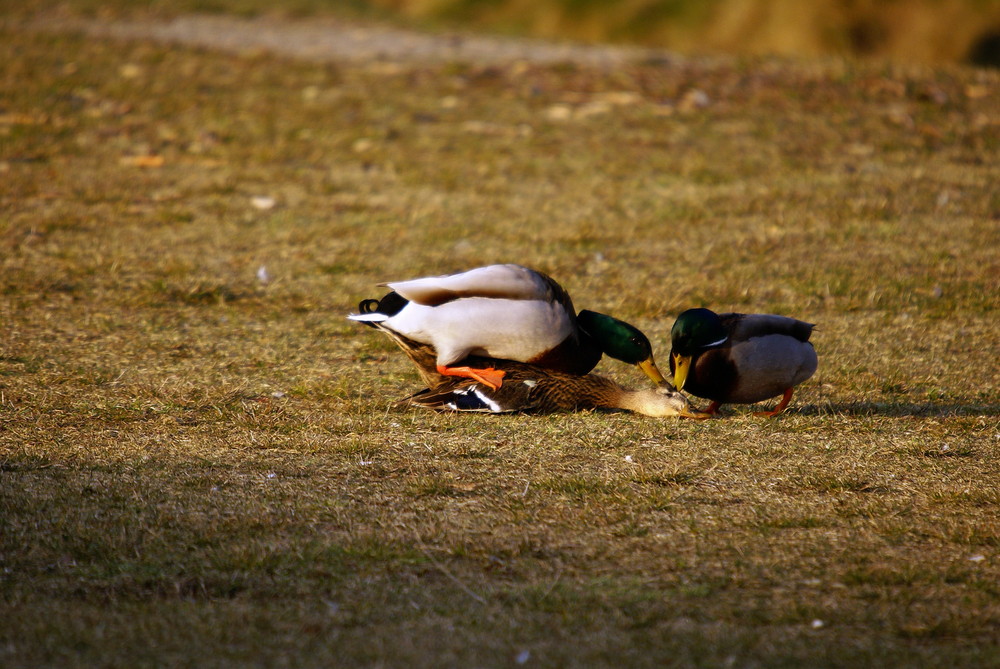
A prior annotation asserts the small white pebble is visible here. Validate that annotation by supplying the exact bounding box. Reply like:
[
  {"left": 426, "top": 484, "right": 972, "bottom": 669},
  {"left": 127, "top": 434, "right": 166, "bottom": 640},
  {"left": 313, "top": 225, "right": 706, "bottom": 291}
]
[
  {"left": 251, "top": 196, "right": 276, "bottom": 210},
  {"left": 969, "top": 554, "right": 986, "bottom": 563},
  {"left": 516, "top": 650, "right": 531, "bottom": 664},
  {"left": 624, "top": 455, "right": 633, "bottom": 463},
  {"left": 271, "top": 391, "right": 286, "bottom": 399},
  {"left": 811, "top": 619, "right": 825, "bottom": 629},
  {"left": 266, "top": 473, "right": 277, "bottom": 479},
  {"left": 256, "top": 265, "right": 271, "bottom": 284},
  {"left": 680, "top": 89, "right": 710, "bottom": 109}
]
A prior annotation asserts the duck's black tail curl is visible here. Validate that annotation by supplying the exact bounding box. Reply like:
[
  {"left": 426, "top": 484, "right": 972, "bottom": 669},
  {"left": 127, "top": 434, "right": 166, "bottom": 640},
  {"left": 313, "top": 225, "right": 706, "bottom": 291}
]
[
  {"left": 359, "top": 298, "right": 381, "bottom": 314},
  {"left": 359, "top": 291, "right": 409, "bottom": 318}
]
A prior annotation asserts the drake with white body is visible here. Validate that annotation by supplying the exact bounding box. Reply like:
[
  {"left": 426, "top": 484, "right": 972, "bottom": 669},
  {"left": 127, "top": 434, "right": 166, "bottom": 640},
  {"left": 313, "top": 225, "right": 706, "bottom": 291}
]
[
  {"left": 350, "top": 264, "right": 667, "bottom": 389},
  {"left": 371, "top": 266, "right": 575, "bottom": 367}
]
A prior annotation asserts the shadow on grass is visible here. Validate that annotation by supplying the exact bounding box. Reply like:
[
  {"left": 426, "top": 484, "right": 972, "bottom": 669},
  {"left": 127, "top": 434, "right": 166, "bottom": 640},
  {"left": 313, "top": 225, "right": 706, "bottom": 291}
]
[{"left": 795, "top": 402, "right": 1000, "bottom": 417}]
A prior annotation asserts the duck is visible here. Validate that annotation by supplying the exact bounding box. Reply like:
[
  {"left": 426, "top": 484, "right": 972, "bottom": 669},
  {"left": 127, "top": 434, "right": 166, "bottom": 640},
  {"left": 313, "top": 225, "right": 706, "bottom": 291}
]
[
  {"left": 669, "top": 308, "right": 818, "bottom": 417},
  {"left": 404, "top": 363, "right": 708, "bottom": 418},
  {"left": 349, "top": 264, "right": 668, "bottom": 390},
  {"left": 358, "top": 321, "right": 707, "bottom": 418}
]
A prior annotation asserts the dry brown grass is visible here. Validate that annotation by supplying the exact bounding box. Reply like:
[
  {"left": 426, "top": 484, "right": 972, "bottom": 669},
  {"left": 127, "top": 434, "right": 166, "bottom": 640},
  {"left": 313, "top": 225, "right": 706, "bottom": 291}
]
[{"left": 1, "top": 10, "right": 999, "bottom": 668}]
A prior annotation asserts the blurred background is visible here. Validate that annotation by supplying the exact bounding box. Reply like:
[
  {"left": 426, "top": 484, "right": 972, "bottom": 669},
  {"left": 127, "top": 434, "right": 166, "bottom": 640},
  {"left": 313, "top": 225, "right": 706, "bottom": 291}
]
[
  {"left": 360, "top": 0, "right": 1000, "bottom": 66},
  {"left": 16, "top": 0, "right": 1000, "bottom": 66}
]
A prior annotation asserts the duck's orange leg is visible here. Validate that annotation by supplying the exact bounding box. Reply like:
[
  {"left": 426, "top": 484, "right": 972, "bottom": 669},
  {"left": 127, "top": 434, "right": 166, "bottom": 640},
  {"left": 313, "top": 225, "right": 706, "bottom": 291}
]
[
  {"left": 753, "top": 388, "right": 793, "bottom": 417},
  {"left": 436, "top": 364, "right": 506, "bottom": 390}
]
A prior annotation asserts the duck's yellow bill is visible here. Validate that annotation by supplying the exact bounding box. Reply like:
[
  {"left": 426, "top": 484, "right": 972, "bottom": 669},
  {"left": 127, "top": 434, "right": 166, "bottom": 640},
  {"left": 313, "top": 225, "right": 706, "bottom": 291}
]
[
  {"left": 637, "top": 356, "right": 668, "bottom": 386},
  {"left": 672, "top": 353, "right": 692, "bottom": 392},
  {"left": 678, "top": 407, "right": 713, "bottom": 420}
]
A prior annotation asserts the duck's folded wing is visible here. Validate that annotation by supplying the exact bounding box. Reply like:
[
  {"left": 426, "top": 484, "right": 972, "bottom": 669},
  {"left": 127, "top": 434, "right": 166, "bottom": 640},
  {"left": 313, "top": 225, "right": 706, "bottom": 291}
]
[
  {"left": 402, "top": 379, "right": 541, "bottom": 413},
  {"left": 383, "top": 264, "right": 559, "bottom": 307},
  {"left": 723, "top": 313, "right": 815, "bottom": 343}
]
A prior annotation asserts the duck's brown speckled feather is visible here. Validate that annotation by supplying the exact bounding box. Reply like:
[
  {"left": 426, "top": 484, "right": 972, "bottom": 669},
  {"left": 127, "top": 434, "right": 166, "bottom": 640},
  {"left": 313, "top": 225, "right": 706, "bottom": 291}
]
[{"left": 402, "top": 363, "right": 689, "bottom": 415}]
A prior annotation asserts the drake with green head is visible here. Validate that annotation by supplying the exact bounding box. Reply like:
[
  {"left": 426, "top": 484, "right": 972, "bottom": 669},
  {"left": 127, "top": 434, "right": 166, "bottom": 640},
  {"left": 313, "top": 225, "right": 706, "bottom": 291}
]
[
  {"left": 349, "top": 264, "right": 667, "bottom": 389},
  {"left": 669, "top": 308, "right": 818, "bottom": 417}
]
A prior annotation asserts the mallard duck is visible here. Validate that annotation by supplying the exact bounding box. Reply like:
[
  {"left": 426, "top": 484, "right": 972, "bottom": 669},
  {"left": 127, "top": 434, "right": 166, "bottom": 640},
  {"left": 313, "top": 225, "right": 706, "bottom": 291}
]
[
  {"left": 669, "top": 308, "right": 817, "bottom": 417},
  {"left": 349, "top": 264, "right": 667, "bottom": 389},
  {"left": 359, "top": 324, "right": 707, "bottom": 418},
  {"left": 404, "top": 363, "right": 707, "bottom": 418}
]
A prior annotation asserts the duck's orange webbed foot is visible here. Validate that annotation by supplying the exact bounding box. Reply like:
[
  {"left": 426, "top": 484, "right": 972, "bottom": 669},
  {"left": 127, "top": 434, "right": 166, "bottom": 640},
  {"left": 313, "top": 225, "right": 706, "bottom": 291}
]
[
  {"left": 436, "top": 365, "right": 506, "bottom": 390},
  {"left": 753, "top": 388, "right": 793, "bottom": 417}
]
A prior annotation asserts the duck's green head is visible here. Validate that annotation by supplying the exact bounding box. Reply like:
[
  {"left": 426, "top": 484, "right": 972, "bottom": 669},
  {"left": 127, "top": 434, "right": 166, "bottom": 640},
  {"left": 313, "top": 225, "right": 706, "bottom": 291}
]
[
  {"left": 577, "top": 310, "right": 668, "bottom": 386},
  {"left": 670, "top": 308, "right": 728, "bottom": 355},
  {"left": 669, "top": 308, "right": 728, "bottom": 391}
]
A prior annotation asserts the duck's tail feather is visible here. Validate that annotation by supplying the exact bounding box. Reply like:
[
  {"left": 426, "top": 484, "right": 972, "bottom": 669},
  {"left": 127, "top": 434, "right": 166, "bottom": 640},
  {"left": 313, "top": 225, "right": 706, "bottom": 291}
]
[
  {"left": 348, "top": 292, "right": 409, "bottom": 324},
  {"left": 347, "top": 311, "right": 387, "bottom": 323}
]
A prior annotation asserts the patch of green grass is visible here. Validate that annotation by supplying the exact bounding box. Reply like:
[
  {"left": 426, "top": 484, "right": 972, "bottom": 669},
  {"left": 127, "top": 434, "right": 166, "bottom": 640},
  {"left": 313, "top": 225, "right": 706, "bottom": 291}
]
[
  {"left": 632, "top": 468, "right": 702, "bottom": 487},
  {"left": 843, "top": 563, "right": 940, "bottom": 588}
]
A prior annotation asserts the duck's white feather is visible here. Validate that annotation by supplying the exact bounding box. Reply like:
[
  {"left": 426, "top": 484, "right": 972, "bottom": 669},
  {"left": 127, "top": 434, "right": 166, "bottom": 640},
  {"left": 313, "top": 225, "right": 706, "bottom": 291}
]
[
  {"left": 347, "top": 312, "right": 388, "bottom": 323},
  {"left": 384, "top": 297, "right": 573, "bottom": 367},
  {"left": 384, "top": 264, "right": 554, "bottom": 306}
]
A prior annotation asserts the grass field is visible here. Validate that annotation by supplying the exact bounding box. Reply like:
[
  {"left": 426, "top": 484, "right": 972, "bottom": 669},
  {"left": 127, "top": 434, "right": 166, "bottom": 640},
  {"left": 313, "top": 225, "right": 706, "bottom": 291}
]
[{"left": 2, "top": 7, "right": 999, "bottom": 667}]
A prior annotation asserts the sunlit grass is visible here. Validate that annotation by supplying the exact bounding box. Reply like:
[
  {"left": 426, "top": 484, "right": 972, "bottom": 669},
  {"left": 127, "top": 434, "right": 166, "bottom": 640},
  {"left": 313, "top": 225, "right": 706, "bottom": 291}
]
[{"left": 1, "top": 14, "right": 999, "bottom": 669}]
